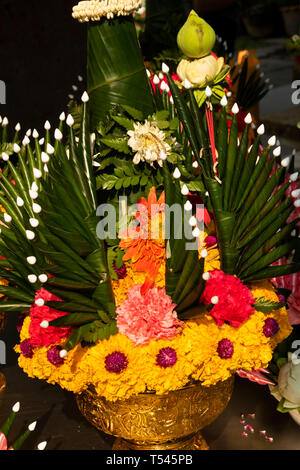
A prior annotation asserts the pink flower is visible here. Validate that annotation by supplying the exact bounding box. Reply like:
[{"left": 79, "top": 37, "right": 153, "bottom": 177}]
[
  {"left": 201, "top": 270, "right": 255, "bottom": 327},
  {"left": 29, "top": 289, "right": 73, "bottom": 347},
  {"left": 116, "top": 284, "right": 183, "bottom": 345}
]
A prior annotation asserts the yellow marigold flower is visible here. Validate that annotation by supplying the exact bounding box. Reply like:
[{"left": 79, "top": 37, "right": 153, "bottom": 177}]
[
  {"left": 141, "top": 334, "right": 191, "bottom": 394},
  {"left": 16, "top": 340, "right": 90, "bottom": 394},
  {"left": 80, "top": 333, "right": 146, "bottom": 401},
  {"left": 19, "top": 315, "right": 31, "bottom": 342}
]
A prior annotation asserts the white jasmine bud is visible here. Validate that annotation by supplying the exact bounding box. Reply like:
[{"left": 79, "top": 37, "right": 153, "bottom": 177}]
[
  {"left": 244, "top": 113, "right": 252, "bottom": 124},
  {"left": 26, "top": 230, "right": 35, "bottom": 240},
  {"left": 184, "top": 200, "right": 193, "bottom": 212},
  {"left": 22, "top": 136, "right": 30, "bottom": 146},
  {"left": 38, "top": 274, "right": 48, "bottom": 283},
  {"left": 29, "top": 218, "right": 39, "bottom": 228},
  {"left": 12, "top": 402, "right": 20, "bottom": 413},
  {"left": 220, "top": 95, "right": 228, "bottom": 107},
  {"left": 16, "top": 197, "right": 24, "bottom": 207},
  {"left": 32, "top": 203, "right": 42, "bottom": 214},
  {"left": 33, "top": 168, "right": 42, "bottom": 179},
  {"left": 192, "top": 227, "right": 200, "bottom": 237},
  {"left": 4, "top": 213, "right": 12, "bottom": 223},
  {"left": 205, "top": 86, "right": 212, "bottom": 97},
  {"left": 41, "top": 152, "right": 49, "bottom": 163},
  {"left": 173, "top": 168, "right": 181, "bottom": 179},
  {"left": 54, "top": 129, "right": 63, "bottom": 141},
  {"left": 257, "top": 124, "right": 265, "bottom": 135},
  {"left": 231, "top": 103, "right": 239, "bottom": 114},
  {"left": 66, "top": 114, "right": 74, "bottom": 127},
  {"left": 29, "top": 190, "right": 38, "bottom": 200},
  {"left": 162, "top": 62, "right": 170, "bottom": 74},
  {"left": 268, "top": 135, "right": 276, "bottom": 146},
  {"left": 292, "top": 189, "right": 300, "bottom": 198},
  {"left": 290, "top": 172, "right": 299, "bottom": 182},
  {"left": 181, "top": 184, "right": 189, "bottom": 196},
  {"left": 27, "top": 256, "right": 37, "bottom": 265},
  {"left": 184, "top": 79, "right": 192, "bottom": 89},
  {"left": 28, "top": 421, "right": 37, "bottom": 432},
  {"left": 273, "top": 146, "right": 281, "bottom": 157},
  {"left": 189, "top": 216, "right": 197, "bottom": 227},
  {"left": 281, "top": 156, "right": 291, "bottom": 168},
  {"left": 81, "top": 91, "right": 89, "bottom": 103},
  {"left": 37, "top": 441, "right": 47, "bottom": 451},
  {"left": 46, "top": 143, "right": 55, "bottom": 155}
]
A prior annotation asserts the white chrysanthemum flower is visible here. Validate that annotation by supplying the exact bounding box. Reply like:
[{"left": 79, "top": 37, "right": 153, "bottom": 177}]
[{"left": 127, "top": 121, "right": 171, "bottom": 167}]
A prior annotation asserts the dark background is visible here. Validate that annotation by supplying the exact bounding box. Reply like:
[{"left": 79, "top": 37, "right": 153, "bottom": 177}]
[{"left": 0, "top": 0, "right": 86, "bottom": 133}]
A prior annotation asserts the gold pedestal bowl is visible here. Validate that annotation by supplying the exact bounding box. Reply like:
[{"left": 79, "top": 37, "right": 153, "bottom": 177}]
[{"left": 76, "top": 376, "right": 234, "bottom": 450}]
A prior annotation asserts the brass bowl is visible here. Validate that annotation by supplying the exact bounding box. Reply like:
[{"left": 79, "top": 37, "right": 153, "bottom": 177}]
[{"left": 76, "top": 376, "right": 234, "bottom": 450}]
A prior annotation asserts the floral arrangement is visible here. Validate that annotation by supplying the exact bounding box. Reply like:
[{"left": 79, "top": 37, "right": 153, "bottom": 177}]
[{"left": 0, "top": 4, "right": 299, "bottom": 405}]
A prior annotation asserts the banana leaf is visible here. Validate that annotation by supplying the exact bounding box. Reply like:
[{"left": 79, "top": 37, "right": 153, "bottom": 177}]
[{"left": 87, "top": 17, "right": 154, "bottom": 128}]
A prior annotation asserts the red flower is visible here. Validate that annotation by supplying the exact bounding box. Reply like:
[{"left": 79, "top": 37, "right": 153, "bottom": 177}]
[
  {"left": 201, "top": 270, "right": 255, "bottom": 327},
  {"left": 29, "top": 289, "right": 73, "bottom": 347}
]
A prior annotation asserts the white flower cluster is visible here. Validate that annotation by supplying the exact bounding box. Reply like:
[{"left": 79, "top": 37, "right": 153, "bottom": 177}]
[
  {"left": 127, "top": 121, "right": 171, "bottom": 167},
  {"left": 72, "top": 0, "right": 142, "bottom": 22}
]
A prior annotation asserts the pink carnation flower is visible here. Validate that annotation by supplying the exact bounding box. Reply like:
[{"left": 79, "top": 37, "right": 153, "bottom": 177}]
[
  {"left": 29, "top": 288, "right": 73, "bottom": 347},
  {"left": 116, "top": 284, "right": 183, "bottom": 345},
  {"left": 201, "top": 270, "right": 255, "bottom": 327}
]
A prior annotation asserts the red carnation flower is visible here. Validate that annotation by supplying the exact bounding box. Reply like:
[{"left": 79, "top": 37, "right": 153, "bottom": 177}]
[
  {"left": 201, "top": 270, "right": 255, "bottom": 327},
  {"left": 29, "top": 288, "right": 73, "bottom": 347}
]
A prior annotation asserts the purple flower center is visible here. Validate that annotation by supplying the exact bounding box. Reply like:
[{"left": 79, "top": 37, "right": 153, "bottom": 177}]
[
  {"left": 156, "top": 347, "right": 177, "bottom": 368},
  {"left": 204, "top": 235, "right": 217, "bottom": 248},
  {"left": 263, "top": 318, "right": 279, "bottom": 338},
  {"left": 105, "top": 351, "right": 128, "bottom": 373},
  {"left": 217, "top": 338, "right": 234, "bottom": 359},
  {"left": 47, "top": 345, "right": 65, "bottom": 366},
  {"left": 113, "top": 262, "right": 127, "bottom": 280},
  {"left": 277, "top": 294, "right": 285, "bottom": 304},
  {"left": 20, "top": 339, "right": 33, "bottom": 358}
]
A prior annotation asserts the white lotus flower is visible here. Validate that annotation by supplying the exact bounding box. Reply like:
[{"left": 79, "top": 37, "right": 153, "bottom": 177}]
[
  {"left": 177, "top": 54, "right": 224, "bottom": 88},
  {"left": 127, "top": 121, "right": 171, "bottom": 167},
  {"left": 278, "top": 360, "right": 300, "bottom": 406}
]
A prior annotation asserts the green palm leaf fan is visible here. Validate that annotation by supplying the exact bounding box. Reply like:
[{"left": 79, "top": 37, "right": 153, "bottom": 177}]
[
  {"left": 82, "top": 3, "right": 154, "bottom": 127},
  {"left": 166, "top": 74, "right": 300, "bottom": 282},
  {"left": 0, "top": 100, "right": 117, "bottom": 350}
]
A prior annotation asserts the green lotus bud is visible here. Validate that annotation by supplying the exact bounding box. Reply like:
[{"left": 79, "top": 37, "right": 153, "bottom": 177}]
[{"left": 177, "top": 10, "right": 216, "bottom": 59}]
